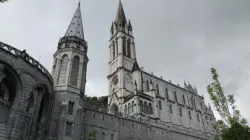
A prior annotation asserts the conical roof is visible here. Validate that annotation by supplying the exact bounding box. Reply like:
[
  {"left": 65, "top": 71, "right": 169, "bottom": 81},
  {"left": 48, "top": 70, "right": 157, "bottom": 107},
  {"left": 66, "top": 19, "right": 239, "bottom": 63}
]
[{"left": 64, "top": 3, "right": 84, "bottom": 40}]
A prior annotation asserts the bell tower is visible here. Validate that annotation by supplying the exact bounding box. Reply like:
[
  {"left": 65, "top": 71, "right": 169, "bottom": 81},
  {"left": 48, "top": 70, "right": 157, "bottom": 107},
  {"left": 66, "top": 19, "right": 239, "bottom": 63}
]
[
  {"left": 108, "top": 0, "right": 138, "bottom": 115},
  {"left": 48, "top": 3, "right": 88, "bottom": 140}
]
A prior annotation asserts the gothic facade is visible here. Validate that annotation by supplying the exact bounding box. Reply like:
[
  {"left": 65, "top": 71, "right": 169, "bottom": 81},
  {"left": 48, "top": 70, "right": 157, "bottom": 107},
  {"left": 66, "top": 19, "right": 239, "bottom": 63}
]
[{"left": 0, "top": 1, "right": 216, "bottom": 140}]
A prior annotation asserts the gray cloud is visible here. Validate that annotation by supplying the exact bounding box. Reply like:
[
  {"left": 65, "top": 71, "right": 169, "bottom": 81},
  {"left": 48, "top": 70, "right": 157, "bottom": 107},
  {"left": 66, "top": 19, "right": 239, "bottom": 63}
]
[{"left": 1, "top": 0, "right": 250, "bottom": 122}]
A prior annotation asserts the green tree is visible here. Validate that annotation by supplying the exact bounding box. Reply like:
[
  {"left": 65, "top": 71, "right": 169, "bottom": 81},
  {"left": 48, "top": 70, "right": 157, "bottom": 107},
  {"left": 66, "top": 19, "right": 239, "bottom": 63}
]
[
  {"left": 0, "top": 0, "right": 7, "bottom": 3},
  {"left": 88, "top": 130, "right": 97, "bottom": 140},
  {"left": 207, "top": 67, "right": 250, "bottom": 140}
]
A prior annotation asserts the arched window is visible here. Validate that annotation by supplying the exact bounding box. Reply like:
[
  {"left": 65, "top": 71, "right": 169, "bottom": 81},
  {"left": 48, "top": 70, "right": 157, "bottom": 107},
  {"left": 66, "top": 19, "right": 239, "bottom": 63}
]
[
  {"left": 139, "top": 100, "right": 143, "bottom": 112},
  {"left": 132, "top": 101, "right": 134, "bottom": 113},
  {"left": 102, "top": 132, "right": 105, "bottom": 138},
  {"left": 159, "top": 100, "right": 162, "bottom": 110},
  {"left": 127, "top": 39, "right": 131, "bottom": 58},
  {"left": 128, "top": 103, "right": 131, "bottom": 114},
  {"left": 179, "top": 108, "right": 182, "bottom": 116},
  {"left": 144, "top": 101, "right": 148, "bottom": 113},
  {"left": 165, "top": 88, "right": 169, "bottom": 100},
  {"left": 169, "top": 104, "right": 172, "bottom": 113},
  {"left": 70, "top": 56, "right": 80, "bottom": 86},
  {"left": 124, "top": 105, "right": 127, "bottom": 114},
  {"left": 146, "top": 80, "right": 149, "bottom": 91},
  {"left": 68, "top": 101, "right": 74, "bottom": 115},
  {"left": 133, "top": 103, "right": 136, "bottom": 113},
  {"left": 110, "top": 134, "right": 114, "bottom": 140},
  {"left": 188, "top": 111, "right": 192, "bottom": 119},
  {"left": 156, "top": 84, "right": 159, "bottom": 95},
  {"left": 174, "top": 92, "right": 177, "bottom": 102},
  {"left": 182, "top": 94, "right": 186, "bottom": 105},
  {"left": 58, "top": 55, "right": 68, "bottom": 85},
  {"left": 65, "top": 122, "right": 72, "bottom": 137},
  {"left": 149, "top": 103, "right": 153, "bottom": 114},
  {"left": 123, "top": 37, "right": 126, "bottom": 56}
]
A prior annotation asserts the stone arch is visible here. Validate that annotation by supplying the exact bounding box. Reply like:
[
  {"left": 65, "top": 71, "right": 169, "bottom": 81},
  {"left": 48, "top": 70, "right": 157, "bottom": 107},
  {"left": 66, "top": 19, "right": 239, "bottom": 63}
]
[
  {"left": 70, "top": 55, "right": 80, "bottom": 86},
  {"left": 0, "top": 61, "right": 22, "bottom": 137},
  {"left": 110, "top": 103, "right": 118, "bottom": 116},
  {"left": 58, "top": 54, "right": 69, "bottom": 85},
  {"left": 27, "top": 85, "right": 51, "bottom": 140}
]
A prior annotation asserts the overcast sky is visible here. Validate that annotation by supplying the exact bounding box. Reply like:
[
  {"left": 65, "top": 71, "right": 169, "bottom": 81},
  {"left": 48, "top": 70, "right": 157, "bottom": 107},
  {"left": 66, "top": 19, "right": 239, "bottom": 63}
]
[{"left": 1, "top": 0, "right": 250, "bottom": 122}]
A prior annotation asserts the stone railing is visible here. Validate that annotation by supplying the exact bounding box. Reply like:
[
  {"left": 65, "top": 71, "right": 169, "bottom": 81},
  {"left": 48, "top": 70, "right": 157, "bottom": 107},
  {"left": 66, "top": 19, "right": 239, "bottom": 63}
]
[{"left": 0, "top": 41, "right": 53, "bottom": 84}]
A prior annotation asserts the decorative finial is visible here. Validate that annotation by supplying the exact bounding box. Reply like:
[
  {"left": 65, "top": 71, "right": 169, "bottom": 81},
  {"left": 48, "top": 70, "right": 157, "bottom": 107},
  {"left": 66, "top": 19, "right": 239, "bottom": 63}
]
[{"left": 78, "top": 1, "right": 81, "bottom": 6}]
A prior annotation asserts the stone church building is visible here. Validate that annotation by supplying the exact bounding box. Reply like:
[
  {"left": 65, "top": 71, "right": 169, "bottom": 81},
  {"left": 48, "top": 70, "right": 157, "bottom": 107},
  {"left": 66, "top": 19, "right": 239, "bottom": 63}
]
[{"left": 0, "top": 1, "right": 216, "bottom": 140}]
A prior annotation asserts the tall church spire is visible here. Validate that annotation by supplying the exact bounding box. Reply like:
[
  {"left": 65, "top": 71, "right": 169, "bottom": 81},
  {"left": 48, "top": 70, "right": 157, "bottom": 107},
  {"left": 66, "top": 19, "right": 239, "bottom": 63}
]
[
  {"left": 64, "top": 3, "right": 84, "bottom": 40},
  {"left": 115, "top": 0, "right": 127, "bottom": 27}
]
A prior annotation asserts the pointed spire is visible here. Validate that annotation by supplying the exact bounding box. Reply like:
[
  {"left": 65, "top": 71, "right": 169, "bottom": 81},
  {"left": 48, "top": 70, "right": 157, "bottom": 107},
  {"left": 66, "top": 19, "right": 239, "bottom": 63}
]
[
  {"left": 64, "top": 3, "right": 84, "bottom": 40},
  {"left": 128, "top": 20, "right": 132, "bottom": 28},
  {"left": 184, "top": 81, "right": 187, "bottom": 87},
  {"left": 115, "top": 0, "right": 127, "bottom": 27}
]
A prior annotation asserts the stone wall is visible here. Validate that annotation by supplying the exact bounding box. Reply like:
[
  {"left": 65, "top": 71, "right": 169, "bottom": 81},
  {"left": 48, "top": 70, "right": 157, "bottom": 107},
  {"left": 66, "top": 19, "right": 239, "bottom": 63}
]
[
  {"left": 0, "top": 42, "right": 53, "bottom": 140},
  {"left": 84, "top": 109, "right": 215, "bottom": 140}
]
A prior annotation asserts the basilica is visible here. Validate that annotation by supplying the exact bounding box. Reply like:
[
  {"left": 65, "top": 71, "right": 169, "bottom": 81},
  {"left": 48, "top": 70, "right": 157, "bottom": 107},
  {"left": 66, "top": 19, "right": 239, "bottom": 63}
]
[{"left": 0, "top": 1, "right": 216, "bottom": 140}]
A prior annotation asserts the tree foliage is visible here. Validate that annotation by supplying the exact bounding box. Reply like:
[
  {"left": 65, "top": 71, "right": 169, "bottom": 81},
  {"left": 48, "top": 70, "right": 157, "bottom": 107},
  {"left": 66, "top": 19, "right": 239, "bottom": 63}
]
[
  {"left": 88, "top": 130, "right": 97, "bottom": 140},
  {"left": 207, "top": 67, "right": 250, "bottom": 140},
  {"left": 86, "top": 96, "right": 108, "bottom": 108},
  {"left": 0, "top": 0, "right": 7, "bottom": 3}
]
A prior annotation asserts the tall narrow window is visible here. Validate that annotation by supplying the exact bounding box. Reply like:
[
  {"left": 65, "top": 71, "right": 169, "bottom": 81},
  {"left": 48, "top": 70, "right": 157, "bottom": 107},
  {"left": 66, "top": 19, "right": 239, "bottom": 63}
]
[
  {"left": 188, "top": 111, "right": 192, "bottom": 119},
  {"left": 102, "top": 132, "right": 105, "bottom": 138},
  {"left": 110, "top": 134, "right": 114, "bottom": 140},
  {"left": 123, "top": 37, "right": 126, "bottom": 56},
  {"left": 159, "top": 100, "right": 162, "bottom": 110},
  {"left": 149, "top": 103, "right": 153, "bottom": 114},
  {"left": 179, "top": 108, "right": 182, "bottom": 116},
  {"left": 174, "top": 92, "right": 178, "bottom": 102},
  {"left": 68, "top": 101, "right": 74, "bottom": 115},
  {"left": 169, "top": 104, "right": 172, "bottom": 113},
  {"left": 165, "top": 88, "right": 169, "bottom": 100},
  {"left": 144, "top": 101, "right": 148, "bottom": 113},
  {"left": 65, "top": 122, "right": 72, "bottom": 137},
  {"left": 58, "top": 55, "right": 68, "bottom": 85},
  {"left": 113, "top": 44, "right": 115, "bottom": 59},
  {"left": 124, "top": 105, "right": 127, "bottom": 114},
  {"left": 197, "top": 114, "right": 200, "bottom": 122},
  {"left": 127, "top": 39, "right": 131, "bottom": 58},
  {"left": 70, "top": 56, "right": 80, "bottom": 86},
  {"left": 182, "top": 95, "right": 186, "bottom": 105},
  {"left": 134, "top": 103, "right": 136, "bottom": 113},
  {"left": 116, "top": 40, "right": 118, "bottom": 56},
  {"left": 128, "top": 103, "right": 131, "bottom": 114},
  {"left": 139, "top": 100, "right": 143, "bottom": 112},
  {"left": 146, "top": 80, "right": 149, "bottom": 91},
  {"left": 156, "top": 84, "right": 159, "bottom": 95},
  {"left": 132, "top": 101, "right": 134, "bottom": 113},
  {"left": 192, "top": 98, "right": 196, "bottom": 109}
]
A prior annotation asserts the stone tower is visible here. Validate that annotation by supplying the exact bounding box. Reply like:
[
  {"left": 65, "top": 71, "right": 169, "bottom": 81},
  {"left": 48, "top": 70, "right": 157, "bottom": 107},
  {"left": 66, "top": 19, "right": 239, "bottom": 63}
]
[
  {"left": 48, "top": 3, "right": 88, "bottom": 140},
  {"left": 108, "top": 0, "right": 138, "bottom": 115}
]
